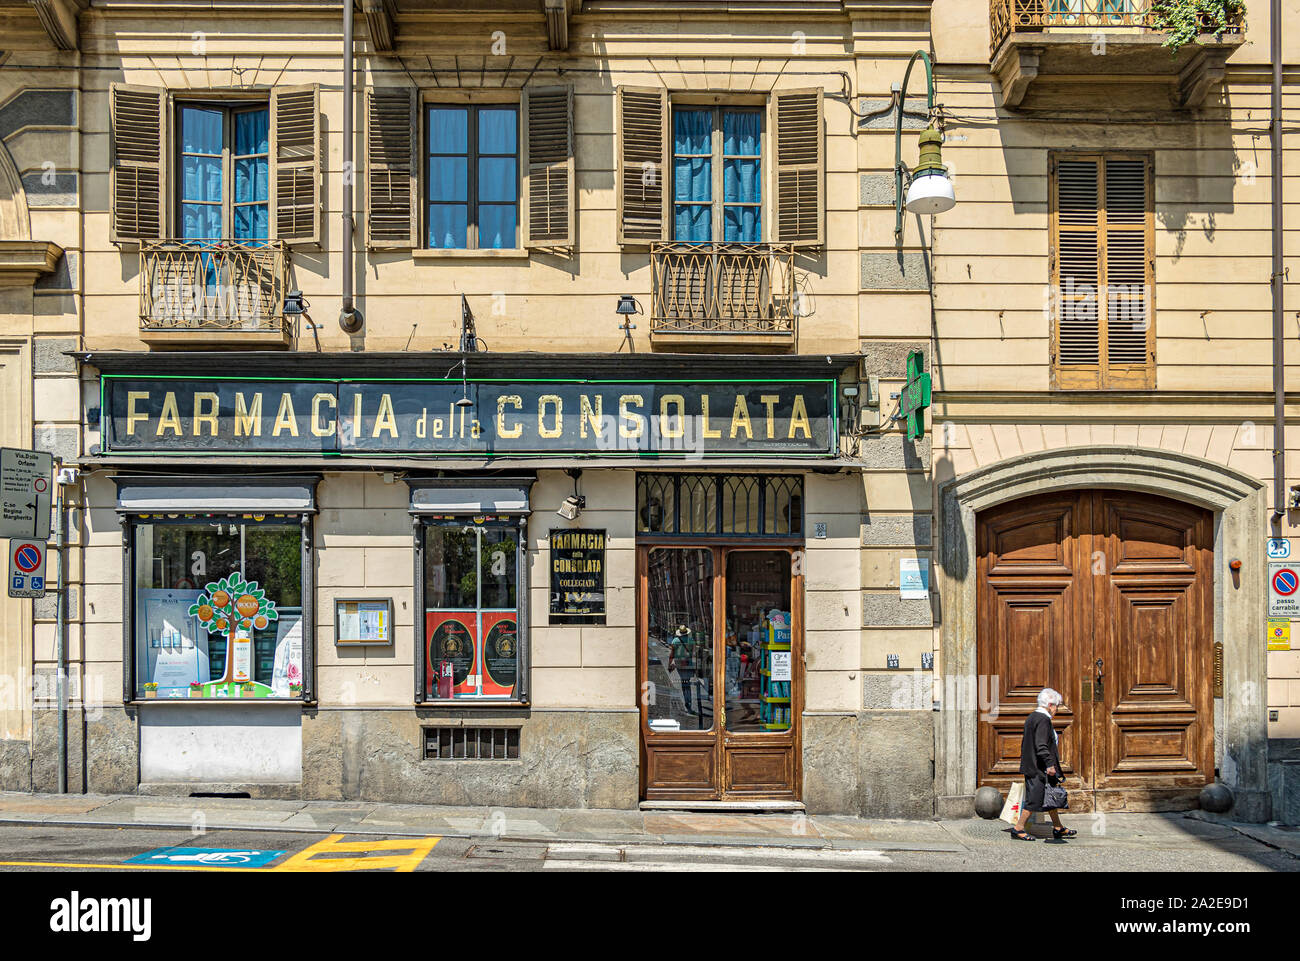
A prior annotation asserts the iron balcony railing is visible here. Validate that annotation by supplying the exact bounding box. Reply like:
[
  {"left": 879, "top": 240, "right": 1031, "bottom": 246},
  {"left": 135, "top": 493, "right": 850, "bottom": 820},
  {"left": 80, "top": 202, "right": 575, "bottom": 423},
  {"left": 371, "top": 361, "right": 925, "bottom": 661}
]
[
  {"left": 139, "top": 240, "right": 290, "bottom": 336},
  {"left": 990, "top": 0, "right": 1243, "bottom": 54},
  {"left": 650, "top": 242, "right": 797, "bottom": 337}
]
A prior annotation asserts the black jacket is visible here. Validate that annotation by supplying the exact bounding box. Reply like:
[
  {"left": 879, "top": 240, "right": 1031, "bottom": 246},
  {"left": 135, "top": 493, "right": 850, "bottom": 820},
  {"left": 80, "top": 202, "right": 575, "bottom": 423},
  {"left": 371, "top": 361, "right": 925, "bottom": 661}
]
[{"left": 1019, "top": 710, "right": 1061, "bottom": 781}]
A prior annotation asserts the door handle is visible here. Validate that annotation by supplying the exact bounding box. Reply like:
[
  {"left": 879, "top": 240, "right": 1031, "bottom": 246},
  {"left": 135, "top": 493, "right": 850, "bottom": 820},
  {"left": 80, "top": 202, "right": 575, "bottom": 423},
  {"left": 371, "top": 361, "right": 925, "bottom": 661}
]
[{"left": 1094, "top": 657, "right": 1104, "bottom": 700}]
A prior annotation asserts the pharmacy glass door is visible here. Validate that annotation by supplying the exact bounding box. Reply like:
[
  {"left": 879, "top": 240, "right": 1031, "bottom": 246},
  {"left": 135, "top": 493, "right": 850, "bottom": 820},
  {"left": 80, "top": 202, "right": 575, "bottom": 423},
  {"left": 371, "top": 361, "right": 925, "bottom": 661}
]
[{"left": 639, "top": 546, "right": 801, "bottom": 802}]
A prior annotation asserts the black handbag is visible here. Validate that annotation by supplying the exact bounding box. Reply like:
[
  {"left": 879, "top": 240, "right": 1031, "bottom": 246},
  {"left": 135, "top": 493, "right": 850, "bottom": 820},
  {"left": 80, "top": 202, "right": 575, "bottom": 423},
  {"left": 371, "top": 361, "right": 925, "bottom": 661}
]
[{"left": 1042, "top": 779, "right": 1069, "bottom": 810}]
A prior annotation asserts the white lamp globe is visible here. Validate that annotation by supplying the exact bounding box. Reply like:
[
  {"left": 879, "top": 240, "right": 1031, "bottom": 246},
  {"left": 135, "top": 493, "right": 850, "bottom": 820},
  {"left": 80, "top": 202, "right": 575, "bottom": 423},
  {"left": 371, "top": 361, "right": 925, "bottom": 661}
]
[{"left": 905, "top": 171, "right": 956, "bottom": 215}]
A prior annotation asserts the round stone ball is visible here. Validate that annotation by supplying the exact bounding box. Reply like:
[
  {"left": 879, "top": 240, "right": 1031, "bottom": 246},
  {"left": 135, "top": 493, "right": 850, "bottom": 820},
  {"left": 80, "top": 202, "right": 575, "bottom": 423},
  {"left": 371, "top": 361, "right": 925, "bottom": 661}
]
[
  {"left": 975, "top": 785, "right": 1004, "bottom": 819},
  {"left": 1199, "top": 782, "right": 1234, "bottom": 814}
]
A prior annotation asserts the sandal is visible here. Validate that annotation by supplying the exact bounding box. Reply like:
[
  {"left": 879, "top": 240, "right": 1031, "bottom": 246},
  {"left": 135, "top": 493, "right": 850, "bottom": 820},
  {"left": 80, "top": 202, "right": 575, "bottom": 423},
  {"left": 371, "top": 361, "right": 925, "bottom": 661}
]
[
  {"left": 1009, "top": 829, "right": 1036, "bottom": 841},
  {"left": 1052, "top": 827, "right": 1077, "bottom": 839}
]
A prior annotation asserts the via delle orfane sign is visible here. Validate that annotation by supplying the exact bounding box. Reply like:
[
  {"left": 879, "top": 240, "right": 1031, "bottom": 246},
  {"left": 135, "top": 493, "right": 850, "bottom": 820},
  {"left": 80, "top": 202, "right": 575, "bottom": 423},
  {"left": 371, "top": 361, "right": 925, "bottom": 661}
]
[{"left": 101, "top": 377, "right": 837, "bottom": 457}]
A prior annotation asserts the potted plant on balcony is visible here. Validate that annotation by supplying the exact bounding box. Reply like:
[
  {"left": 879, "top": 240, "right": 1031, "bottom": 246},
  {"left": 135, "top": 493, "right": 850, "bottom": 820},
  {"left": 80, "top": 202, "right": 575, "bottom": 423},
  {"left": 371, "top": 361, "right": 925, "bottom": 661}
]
[{"left": 1151, "top": 0, "right": 1245, "bottom": 50}]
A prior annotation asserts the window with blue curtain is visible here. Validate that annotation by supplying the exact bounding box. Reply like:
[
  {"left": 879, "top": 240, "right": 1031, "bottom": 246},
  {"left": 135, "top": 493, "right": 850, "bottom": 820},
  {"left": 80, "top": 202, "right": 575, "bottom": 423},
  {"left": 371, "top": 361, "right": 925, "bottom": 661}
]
[
  {"left": 427, "top": 104, "right": 518, "bottom": 250},
  {"left": 179, "top": 104, "right": 269, "bottom": 243},
  {"left": 672, "top": 107, "right": 762, "bottom": 244}
]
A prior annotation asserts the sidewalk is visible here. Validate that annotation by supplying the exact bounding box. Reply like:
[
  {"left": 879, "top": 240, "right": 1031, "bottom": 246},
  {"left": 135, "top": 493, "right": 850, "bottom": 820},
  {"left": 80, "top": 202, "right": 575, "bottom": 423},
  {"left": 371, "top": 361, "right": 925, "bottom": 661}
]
[{"left": 2, "top": 791, "right": 1297, "bottom": 860}]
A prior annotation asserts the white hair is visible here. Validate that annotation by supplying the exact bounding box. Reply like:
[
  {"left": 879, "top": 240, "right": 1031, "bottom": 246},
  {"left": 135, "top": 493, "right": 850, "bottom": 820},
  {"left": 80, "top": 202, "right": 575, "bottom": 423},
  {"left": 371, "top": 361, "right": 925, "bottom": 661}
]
[{"left": 1037, "top": 688, "right": 1063, "bottom": 709}]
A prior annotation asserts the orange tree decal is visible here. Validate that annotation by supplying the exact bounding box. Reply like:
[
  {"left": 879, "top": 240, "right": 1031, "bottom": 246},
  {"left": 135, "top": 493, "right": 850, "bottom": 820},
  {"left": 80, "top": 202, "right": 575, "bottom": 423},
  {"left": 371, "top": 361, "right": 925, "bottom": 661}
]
[{"left": 188, "top": 572, "right": 278, "bottom": 684}]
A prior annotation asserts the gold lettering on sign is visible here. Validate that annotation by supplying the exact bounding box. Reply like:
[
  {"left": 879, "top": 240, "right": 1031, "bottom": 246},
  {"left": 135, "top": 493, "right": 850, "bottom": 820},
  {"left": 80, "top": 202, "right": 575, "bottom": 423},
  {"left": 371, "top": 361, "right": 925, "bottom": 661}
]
[
  {"left": 234, "top": 393, "right": 263, "bottom": 437},
  {"left": 538, "top": 395, "right": 563, "bottom": 439},
  {"left": 580, "top": 395, "right": 603, "bottom": 438},
  {"left": 273, "top": 393, "right": 299, "bottom": 437},
  {"left": 497, "top": 395, "right": 523, "bottom": 439},
  {"left": 760, "top": 395, "right": 779, "bottom": 439},
  {"left": 788, "top": 394, "right": 811, "bottom": 439},
  {"left": 374, "top": 393, "right": 398, "bottom": 438},
  {"left": 730, "top": 395, "right": 753, "bottom": 440},
  {"left": 311, "top": 393, "right": 336, "bottom": 437},
  {"left": 700, "top": 395, "right": 722, "bottom": 439},
  {"left": 192, "top": 392, "right": 220, "bottom": 436},
  {"left": 659, "top": 394, "right": 684, "bottom": 438},
  {"left": 619, "top": 395, "right": 645, "bottom": 439},
  {"left": 126, "top": 391, "right": 150, "bottom": 436},
  {"left": 351, "top": 392, "right": 362, "bottom": 440},
  {"left": 416, "top": 409, "right": 428, "bottom": 439},
  {"left": 157, "top": 392, "right": 182, "bottom": 436}
]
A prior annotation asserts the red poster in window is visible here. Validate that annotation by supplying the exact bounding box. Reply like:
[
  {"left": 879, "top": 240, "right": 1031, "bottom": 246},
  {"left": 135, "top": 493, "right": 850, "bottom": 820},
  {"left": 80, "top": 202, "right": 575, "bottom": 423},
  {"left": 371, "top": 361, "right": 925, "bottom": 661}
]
[
  {"left": 426, "top": 612, "right": 478, "bottom": 697},
  {"left": 480, "top": 611, "right": 518, "bottom": 698}
]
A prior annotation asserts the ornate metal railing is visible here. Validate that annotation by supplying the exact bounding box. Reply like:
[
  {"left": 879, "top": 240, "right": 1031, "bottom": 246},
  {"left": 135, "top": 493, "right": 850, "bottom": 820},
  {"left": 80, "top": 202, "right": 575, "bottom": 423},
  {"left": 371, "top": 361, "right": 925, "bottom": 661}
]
[
  {"left": 139, "top": 240, "right": 290, "bottom": 335},
  {"left": 650, "top": 242, "right": 797, "bottom": 336},
  {"left": 990, "top": 0, "right": 1242, "bottom": 54}
]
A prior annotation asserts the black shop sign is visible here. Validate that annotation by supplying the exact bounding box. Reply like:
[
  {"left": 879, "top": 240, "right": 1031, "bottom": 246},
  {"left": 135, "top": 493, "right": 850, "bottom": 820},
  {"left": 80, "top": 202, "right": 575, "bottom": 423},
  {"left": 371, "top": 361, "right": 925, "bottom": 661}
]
[
  {"left": 100, "top": 376, "right": 837, "bottom": 457},
  {"left": 550, "top": 529, "right": 606, "bottom": 625}
]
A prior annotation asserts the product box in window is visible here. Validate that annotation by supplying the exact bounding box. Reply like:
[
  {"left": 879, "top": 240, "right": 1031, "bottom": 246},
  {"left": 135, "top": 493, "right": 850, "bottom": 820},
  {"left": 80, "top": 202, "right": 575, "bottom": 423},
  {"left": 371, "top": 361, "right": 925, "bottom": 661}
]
[{"left": 427, "top": 612, "right": 478, "bottom": 697}]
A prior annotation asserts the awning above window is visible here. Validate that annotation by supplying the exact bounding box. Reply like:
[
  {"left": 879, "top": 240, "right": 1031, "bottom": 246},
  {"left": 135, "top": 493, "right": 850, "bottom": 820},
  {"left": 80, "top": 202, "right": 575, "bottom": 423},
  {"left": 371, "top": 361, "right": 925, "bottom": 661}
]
[
  {"left": 112, "top": 476, "right": 320, "bottom": 514},
  {"left": 406, "top": 477, "right": 535, "bottom": 515}
]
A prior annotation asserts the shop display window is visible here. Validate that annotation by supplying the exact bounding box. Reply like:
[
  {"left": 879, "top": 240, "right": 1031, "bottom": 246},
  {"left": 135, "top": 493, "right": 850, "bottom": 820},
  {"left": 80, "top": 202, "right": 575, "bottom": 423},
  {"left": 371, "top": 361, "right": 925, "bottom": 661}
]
[
  {"left": 422, "top": 517, "right": 524, "bottom": 700},
  {"left": 131, "top": 514, "right": 305, "bottom": 700}
]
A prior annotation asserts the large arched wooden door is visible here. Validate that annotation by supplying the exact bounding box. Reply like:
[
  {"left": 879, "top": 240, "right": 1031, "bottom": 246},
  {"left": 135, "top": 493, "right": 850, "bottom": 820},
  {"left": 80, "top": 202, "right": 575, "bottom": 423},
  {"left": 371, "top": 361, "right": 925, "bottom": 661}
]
[{"left": 976, "top": 490, "right": 1214, "bottom": 812}]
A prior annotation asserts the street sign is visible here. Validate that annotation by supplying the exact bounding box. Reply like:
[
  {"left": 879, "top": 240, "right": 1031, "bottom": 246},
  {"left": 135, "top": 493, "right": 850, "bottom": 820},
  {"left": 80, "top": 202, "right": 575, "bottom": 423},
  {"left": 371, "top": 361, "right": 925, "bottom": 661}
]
[
  {"left": 1268, "top": 561, "right": 1300, "bottom": 617},
  {"left": 8, "top": 539, "right": 47, "bottom": 598},
  {"left": 899, "top": 350, "right": 931, "bottom": 442},
  {"left": 1268, "top": 618, "right": 1291, "bottom": 651},
  {"left": 1268, "top": 538, "right": 1292, "bottom": 560},
  {"left": 124, "top": 847, "right": 285, "bottom": 868},
  {"left": 0, "top": 448, "right": 52, "bottom": 540}
]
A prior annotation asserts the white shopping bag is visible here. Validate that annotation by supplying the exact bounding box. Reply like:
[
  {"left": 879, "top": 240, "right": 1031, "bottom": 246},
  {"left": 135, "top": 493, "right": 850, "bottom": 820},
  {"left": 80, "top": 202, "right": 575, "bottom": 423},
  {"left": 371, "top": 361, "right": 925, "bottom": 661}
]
[{"left": 999, "top": 781, "right": 1025, "bottom": 824}]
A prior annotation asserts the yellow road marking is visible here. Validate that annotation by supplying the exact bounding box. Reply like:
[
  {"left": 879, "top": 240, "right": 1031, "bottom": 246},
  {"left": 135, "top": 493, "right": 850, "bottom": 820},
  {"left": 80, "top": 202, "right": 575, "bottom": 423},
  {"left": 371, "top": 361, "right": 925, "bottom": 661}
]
[{"left": 274, "top": 834, "right": 440, "bottom": 872}]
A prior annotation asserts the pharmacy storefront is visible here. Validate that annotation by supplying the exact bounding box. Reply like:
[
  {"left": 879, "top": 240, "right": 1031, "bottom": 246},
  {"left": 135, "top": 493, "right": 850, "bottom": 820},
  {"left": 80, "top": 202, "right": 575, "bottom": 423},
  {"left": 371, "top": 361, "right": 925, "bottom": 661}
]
[{"left": 80, "top": 353, "right": 855, "bottom": 807}]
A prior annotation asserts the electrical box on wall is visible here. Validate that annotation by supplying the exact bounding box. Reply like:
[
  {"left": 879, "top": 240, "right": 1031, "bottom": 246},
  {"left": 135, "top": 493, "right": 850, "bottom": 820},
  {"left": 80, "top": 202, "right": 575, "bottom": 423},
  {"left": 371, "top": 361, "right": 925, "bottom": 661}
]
[{"left": 859, "top": 375, "right": 882, "bottom": 429}]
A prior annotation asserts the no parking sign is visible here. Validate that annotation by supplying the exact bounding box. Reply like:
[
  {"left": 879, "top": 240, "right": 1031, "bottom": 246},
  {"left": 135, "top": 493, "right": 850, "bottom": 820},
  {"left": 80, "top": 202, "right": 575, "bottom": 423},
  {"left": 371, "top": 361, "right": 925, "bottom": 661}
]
[
  {"left": 1268, "top": 561, "right": 1300, "bottom": 617},
  {"left": 7, "top": 539, "right": 46, "bottom": 598}
]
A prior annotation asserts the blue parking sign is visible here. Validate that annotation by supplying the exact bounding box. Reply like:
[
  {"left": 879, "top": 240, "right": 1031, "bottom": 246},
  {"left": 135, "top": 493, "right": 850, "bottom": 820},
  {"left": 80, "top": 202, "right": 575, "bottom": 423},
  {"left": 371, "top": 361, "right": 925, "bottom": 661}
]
[
  {"left": 11, "top": 575, "right": 22, "bottom": 590},
  {"left": 30, "top": 576, "right": 43, "bottom": 591}
]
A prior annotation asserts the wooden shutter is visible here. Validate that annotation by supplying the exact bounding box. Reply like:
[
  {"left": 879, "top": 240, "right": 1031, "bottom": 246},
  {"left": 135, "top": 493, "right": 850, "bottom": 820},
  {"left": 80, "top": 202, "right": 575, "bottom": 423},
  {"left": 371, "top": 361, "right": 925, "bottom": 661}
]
[
  {"left": 1050, "top": 153, "right": 1154, "bottom": 390},
  {"left": 366, "top": 87, "right": 418, "bottom": 248},
  {"left": 270, "top": 85, "right": 321, "bottom": 245},
  {"left": 522, "top": 85, "right": 575, "bottom": 248},
  {"left": 616, "top": 86, "right": 668, "bottom": 245},
  {"left": 772, "top": 87, "right": 823, "bottom": 248},
  {"left": 110, "top": 84, "right": 166, "bottom": 243}
]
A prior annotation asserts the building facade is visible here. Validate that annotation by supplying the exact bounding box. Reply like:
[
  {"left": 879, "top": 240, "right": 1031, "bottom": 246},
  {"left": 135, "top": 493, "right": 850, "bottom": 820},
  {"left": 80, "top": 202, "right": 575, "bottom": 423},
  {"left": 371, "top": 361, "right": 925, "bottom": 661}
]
[{"left": 0, "top": 0, "right": 1292, "bottom": 823}]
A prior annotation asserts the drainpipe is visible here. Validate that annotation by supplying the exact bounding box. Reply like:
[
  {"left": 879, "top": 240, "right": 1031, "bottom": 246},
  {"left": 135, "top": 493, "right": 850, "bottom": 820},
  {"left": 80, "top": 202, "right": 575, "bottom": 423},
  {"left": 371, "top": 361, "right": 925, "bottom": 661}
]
[
  {"left": 339, "top": 1, "right": 362, "bottom": 334},
  {"left": 54, "top": 465, "right": 66, "bottom": 794},
  {"left": 1272, "top": 0, "right": 1285, "bottom": 521}
]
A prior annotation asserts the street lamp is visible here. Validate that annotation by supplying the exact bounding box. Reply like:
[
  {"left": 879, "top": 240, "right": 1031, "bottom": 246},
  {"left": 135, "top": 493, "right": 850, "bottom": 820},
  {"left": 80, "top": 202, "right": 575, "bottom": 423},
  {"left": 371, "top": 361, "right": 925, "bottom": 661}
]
[{"left": 895, "top": 50, "right": 956, "bottom": 243}]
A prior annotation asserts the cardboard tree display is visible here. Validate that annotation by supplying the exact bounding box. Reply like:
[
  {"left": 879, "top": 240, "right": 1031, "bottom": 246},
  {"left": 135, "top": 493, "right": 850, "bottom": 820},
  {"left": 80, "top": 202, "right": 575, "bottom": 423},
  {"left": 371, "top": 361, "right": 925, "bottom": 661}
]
[{"left": 188, "top": 573, "right": 279, "bottom": 691}]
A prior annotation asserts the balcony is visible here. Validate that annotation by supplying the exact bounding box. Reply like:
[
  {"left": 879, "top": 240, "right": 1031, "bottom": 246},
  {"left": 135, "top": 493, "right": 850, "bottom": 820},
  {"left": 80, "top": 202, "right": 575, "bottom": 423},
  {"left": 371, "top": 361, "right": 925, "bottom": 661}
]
[
  {"left": 649, "top": 242, "right": 797, "bottom": 351},
  {"left": 989, "top": 0, "right": 1246, "bottom": 109},
  {"left": 138, "top": 240, "right": 293, "bottom": 348}
]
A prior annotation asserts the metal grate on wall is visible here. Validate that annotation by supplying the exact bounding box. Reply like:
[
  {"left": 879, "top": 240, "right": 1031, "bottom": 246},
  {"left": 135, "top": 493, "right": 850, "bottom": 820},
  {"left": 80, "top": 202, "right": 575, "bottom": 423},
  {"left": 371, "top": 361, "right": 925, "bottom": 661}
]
[{"left": 423, "top": 726, "right": 521, "bottom": 760}]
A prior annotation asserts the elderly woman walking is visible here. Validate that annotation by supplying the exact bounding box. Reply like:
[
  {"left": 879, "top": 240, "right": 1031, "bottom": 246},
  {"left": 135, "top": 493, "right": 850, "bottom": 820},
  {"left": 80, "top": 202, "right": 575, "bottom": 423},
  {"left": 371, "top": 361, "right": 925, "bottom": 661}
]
[{"left": 1010, "top": 688, "right": 1077, "bottom": 842}]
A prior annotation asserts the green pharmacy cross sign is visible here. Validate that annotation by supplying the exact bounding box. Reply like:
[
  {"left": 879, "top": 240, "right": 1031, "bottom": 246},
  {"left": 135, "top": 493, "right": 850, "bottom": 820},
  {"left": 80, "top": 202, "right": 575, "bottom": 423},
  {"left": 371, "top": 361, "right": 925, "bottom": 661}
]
[{"left": 900, "top": 350, "right": 931, "bottom": 441}]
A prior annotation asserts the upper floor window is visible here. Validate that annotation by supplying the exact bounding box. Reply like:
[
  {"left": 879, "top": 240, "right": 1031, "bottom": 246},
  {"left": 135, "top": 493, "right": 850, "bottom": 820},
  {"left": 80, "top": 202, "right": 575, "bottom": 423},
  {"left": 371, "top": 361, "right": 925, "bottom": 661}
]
[
  {"left": 110, "top": 84, "right": 321, "bottom": 246},
  {"left": 426, "top": 104, "right": 519, "bottom": 250},
  {"left": 1050, "top": 152, "right": 1154, "bottom": 390},
  {"left": 179, "top": 104, "right": 270, "bottom": 241},
  {"left": 672, "top": 108, "right": 762, "bottom": 243}
]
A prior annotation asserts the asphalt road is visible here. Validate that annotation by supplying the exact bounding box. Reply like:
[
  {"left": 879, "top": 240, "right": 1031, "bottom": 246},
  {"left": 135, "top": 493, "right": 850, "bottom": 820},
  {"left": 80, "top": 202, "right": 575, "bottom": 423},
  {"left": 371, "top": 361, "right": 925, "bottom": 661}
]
[{"left": 0, "top": 818, "right": 1293, "bottom": 872}]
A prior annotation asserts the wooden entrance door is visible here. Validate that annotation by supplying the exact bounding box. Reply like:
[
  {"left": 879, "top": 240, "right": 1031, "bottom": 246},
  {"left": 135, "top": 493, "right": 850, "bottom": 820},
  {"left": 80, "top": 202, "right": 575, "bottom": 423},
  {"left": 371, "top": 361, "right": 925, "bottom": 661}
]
[
  {"left": 638, "top": 545, "right": 803, "bottom": 802},
  {"left": 976, "top": 490, "right": 1214, "bottom": 812}
]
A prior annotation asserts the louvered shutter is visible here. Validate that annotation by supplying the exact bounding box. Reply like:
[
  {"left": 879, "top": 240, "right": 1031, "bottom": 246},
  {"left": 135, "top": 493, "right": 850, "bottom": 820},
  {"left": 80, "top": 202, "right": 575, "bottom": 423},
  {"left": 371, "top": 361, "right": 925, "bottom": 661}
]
[
  {"left": 1051, "top": 153, "right": 1154, "bottom": 390},
  {"left": 522, "top": 86, "right": 574, "bottom": 248},
  {"left": 270, "top": 85, "right": 321, "bottom": 245},
  {"left": 366, "top": 87, "right": 418, "bottom": 248},
  {"left": 772, "top": 87, "right": 823, "bottom": 247},
  {"left": 110, "top": 84, "right": 166, "bottom": 243},
  {"left": 1103, "top": 156, "right": 1154, "bottom": 387},
  {"left": 1053, "top": 156, "right": 1102, "bottom": 388},
  {"left": 616, "top": 86, "right": 668, "bottom": 245}
]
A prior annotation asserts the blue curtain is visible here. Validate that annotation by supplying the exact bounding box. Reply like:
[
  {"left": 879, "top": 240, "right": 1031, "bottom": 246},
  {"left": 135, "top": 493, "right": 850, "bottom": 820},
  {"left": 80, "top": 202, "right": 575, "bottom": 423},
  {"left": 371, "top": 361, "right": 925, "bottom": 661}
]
[
  {"left": 674, "top": 109, "right": 712, "bottom": 242},
  {"left": 723, "top": 111, "right": 760, "bottom": 243},
  {"left": 233, "top": 109, "right": 269, "bottom": 241},
  {"left": 428, "top": 108, "right": 469, "bottom": 248},
  {"left": 477, "top": 108, "right": 517, "bottom": 249},
  {"left": 181, "top": 107, "right": 223, "bottom": 240}
]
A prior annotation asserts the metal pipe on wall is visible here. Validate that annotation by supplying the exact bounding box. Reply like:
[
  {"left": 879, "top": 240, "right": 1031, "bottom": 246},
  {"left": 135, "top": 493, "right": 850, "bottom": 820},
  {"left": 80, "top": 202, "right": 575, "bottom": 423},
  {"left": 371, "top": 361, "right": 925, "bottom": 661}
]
[
  {"left": 340, "top": 1, "right": 361, "bottom": 333},
  {"left": 1273, "top": 0, "right": 1285, "bottom": 520},
  {"left": 54, "top": 465, "right": 66, "bottom": 794}
]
